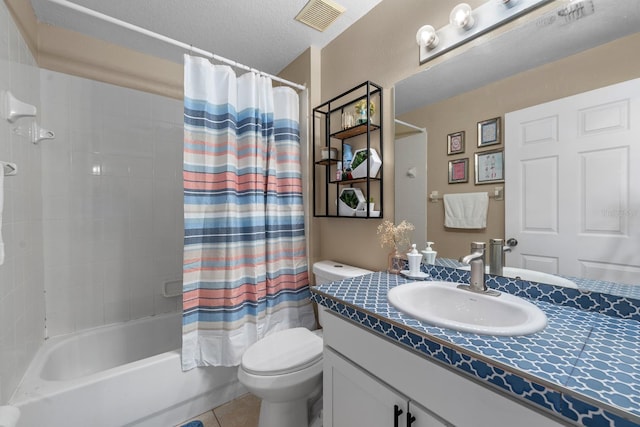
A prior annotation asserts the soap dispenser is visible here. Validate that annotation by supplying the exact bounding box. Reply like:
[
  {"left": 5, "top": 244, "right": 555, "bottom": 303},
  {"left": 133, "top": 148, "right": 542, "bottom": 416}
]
[
  {"left": 407, "top": 244, "right": 423, "bottom": 276},
  {"left": 422, "top": 242, "right": 437, "bottom": 265}
]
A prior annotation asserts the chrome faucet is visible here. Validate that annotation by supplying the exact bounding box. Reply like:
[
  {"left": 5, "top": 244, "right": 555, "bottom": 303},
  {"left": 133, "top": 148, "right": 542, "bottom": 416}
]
[
  {"left": 489, "top": 238, "right": 517, "bottom": 276},
  {"left": 458, "top": 242, "right": 500, "bottom": 297}
]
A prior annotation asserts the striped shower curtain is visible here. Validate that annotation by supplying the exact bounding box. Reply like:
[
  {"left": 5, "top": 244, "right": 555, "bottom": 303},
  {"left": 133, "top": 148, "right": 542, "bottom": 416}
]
[{"left": 182, "top": 55, "right": 316, "bottom": 369}]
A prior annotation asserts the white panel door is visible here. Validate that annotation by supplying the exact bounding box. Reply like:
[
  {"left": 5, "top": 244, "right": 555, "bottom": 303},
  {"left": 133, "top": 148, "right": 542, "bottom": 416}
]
[{"left": 505, "top": 78, "right": 640, "bottom": 285}]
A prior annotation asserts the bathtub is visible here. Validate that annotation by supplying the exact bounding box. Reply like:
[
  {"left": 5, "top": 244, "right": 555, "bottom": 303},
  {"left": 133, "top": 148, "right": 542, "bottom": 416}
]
[{"left": 10, "top": 312, "right": 245, "bottom": 427}]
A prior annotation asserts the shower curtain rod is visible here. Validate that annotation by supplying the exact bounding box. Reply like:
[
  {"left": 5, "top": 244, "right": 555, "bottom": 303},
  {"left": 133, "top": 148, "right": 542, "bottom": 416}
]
[
  {"left": 47, "top": 0, "right": 306, "bottom": 91},
  {"left": 394, "top": 119, "right": 425, "bottom": 133}
]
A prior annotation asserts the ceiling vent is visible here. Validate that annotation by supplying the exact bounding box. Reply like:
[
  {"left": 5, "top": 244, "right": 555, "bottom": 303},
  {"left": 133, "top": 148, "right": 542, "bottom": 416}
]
[{"left": 295, "top": 0, "right": 346, "bottom": 32}]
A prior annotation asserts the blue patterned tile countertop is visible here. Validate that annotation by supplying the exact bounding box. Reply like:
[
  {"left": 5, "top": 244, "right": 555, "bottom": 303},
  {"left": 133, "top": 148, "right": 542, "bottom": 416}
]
[
  {"left": 310, "top": 268, "right": 640, "bottom": 427},
  {"left": 436, "top": 257, "right": 640, "bottom": 300}
]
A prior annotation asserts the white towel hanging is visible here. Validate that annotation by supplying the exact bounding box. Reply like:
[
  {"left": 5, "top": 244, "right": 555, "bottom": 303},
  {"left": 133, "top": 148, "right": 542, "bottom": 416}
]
[{"left": 444, "top": 192, "right": 489, "bottom": 229}]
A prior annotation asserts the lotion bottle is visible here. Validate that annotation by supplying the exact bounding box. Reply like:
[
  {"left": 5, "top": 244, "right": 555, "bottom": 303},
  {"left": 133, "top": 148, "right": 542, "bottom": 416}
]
[
  {"left": 422, "top": 242, "right": 437, "bottom": 265},
  {"left": 407, "top": 244, "right": 423, "bottom": 275}
]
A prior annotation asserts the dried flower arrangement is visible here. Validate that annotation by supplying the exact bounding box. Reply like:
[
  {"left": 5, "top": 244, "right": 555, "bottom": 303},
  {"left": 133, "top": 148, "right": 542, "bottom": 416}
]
[{"left": 377, "top": 220, "right": 414, "bottom": 251}]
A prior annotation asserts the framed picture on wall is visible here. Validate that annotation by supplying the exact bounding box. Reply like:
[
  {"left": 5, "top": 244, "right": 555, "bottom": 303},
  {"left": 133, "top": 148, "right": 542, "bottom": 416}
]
[
  {"left": 448, "top": 158, "right": 468, "bottom": 184},
  {"left": 447, "top": 131, "right": 465, "bottom": 155},
  {"left": 475, "top": 149, "right": 504, "bottom": 184},
  {"left": 477, "top": 117, "right": 501, "bottom": 147}
]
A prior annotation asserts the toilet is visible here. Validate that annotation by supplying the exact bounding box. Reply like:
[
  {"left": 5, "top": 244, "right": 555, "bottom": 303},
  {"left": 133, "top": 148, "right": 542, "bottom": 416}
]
[{"left": 237, "top": 260, "right": 372, "bottom": 427}]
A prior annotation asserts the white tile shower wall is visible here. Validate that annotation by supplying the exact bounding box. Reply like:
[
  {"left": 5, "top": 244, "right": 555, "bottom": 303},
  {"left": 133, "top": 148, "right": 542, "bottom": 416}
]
[
  {"left": 39, "top": 70, "right": 184, "bottom": 337},
  {"left": 0, "top": 3, "right": 45, "bottom": 403}
]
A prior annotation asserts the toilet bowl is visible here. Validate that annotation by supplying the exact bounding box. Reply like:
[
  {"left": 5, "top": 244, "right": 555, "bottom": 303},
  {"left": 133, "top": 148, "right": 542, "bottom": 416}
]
[{"left": 237, "top": 260, "right": 372, "bottom": 427}]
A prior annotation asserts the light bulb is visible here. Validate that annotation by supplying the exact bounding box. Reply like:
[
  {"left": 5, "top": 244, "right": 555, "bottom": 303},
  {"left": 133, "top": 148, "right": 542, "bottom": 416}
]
[
  {"left": 449, "top": 3, "right": 475, "bottom": 30},
  {"left": 415, "top": 25, "right": 439, "bottom": 49}
]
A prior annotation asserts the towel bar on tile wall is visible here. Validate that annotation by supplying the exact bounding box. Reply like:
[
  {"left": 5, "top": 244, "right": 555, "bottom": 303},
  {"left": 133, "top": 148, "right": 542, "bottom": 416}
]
[
  {"left": 1, "top": 161, "right": 17, "bottom": 176},
  {"left": 429, "top": 187, "right": 503, "bottom": 203}
]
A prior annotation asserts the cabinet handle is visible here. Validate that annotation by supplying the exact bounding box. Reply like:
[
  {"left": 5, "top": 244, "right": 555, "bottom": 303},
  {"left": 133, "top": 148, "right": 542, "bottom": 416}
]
[
  {"left": 407, "top": 411, "right": 416, "bottom": 427},
  {"left": 394, "top": 405, "right": 403, "bottom": 427}
]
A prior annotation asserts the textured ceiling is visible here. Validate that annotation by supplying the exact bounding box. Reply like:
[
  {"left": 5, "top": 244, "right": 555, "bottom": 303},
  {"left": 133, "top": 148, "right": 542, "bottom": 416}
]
[{"left": 29, "top": 0, "right": 382, "bottom": 75}]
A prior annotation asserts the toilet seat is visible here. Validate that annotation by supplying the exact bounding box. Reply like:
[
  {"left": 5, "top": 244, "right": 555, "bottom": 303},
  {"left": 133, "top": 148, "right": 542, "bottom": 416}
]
[{"left": 241, "top": 328, "right": 323, "bottom": 376}]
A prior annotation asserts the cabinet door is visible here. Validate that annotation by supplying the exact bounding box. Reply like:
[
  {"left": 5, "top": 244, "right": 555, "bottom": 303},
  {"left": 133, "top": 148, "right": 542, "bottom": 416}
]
[
  {"left": 324, "top": 348, "right": 407, "bottom": 427},
  {"left": 408, "top": 401, "right": 454, "bottom": 427}
]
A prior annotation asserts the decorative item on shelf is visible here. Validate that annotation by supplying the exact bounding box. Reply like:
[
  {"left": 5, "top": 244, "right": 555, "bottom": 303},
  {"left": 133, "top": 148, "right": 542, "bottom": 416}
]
[
  {"left": 350, "top": 147, "right": 382, "bottom": 179},
  {"left": 356, "top": 197, "right": 381, "bottom": 217},
  {"left": 342, "top": 143, "right": 353, "bottom": 165},
  {"left": 377, "top": 220, "right": 415, "bottom": 274},
  {"left": 321, "top": 146, "right": 338, "bottom": 160},
  {"left": 354, "top": 99, "right": 375, "bottom": 125},
  {"left": 341, "top": 111, "right": 355, "bottom": 129},
  {"left": 354, "top": 197, "right": 379, "bottom": 217},
  {"left": 342, "top": 167, "right": 353, "bottom": 181},
  {"left": 337, "top": 187, "right": 366, "bottom": 217}
]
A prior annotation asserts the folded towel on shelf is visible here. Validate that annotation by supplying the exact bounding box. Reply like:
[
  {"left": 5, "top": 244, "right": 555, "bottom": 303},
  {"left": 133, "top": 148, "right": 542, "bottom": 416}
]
[
  {"left": 0, "top": 170, "right": 4, "bottom": 265},
  {"left": 444, "top": 192, "right": 489, "bottom": 229}
]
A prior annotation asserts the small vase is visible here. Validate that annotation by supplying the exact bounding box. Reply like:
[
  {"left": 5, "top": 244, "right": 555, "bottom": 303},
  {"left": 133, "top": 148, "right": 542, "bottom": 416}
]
[
  {"left": 356, "top": 110, "right": 368, "bottom": 125},
  {"left": 387, "top": 247, "right": 403, "bottom": 274}
]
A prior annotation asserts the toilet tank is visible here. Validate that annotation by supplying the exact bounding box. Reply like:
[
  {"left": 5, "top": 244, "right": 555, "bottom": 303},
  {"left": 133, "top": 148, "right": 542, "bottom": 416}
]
[{"left": 312, "top": 260, "right": 373, "bottom": 285}]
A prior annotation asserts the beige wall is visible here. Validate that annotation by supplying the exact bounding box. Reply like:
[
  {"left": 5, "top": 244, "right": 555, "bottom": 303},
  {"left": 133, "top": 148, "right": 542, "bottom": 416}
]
[
  {"left": 316, "top": 0, "right": 485, "bottom": 271},
  {"left": 316, "top": 1, "right": 640, "bottom": 270}
]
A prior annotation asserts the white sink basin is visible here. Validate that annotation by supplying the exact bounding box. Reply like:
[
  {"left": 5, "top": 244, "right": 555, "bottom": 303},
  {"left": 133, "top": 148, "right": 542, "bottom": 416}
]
[
  {"left": 457, "top": 266, "right": 578, "bottom": 289},
  {"left": 387, "top": 281, "right": 547, "bottom": 336}
]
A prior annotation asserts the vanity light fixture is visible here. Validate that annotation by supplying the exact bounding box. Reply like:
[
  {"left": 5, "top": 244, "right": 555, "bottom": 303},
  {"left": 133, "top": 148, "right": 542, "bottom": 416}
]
[
  {"left": 416, "top": 25, "right": 439, "bottom": 49},
  {"left": 449, "top": 3, "right": 475, "bottom": 30},
  {"left": 416, "top": 0, "right": 552, "bottom": 65}
]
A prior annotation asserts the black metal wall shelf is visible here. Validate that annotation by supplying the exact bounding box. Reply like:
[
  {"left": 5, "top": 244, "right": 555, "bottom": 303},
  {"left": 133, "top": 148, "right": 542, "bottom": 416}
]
[{"left": 312, "top": 81, "right": 383, "bottom": 219}]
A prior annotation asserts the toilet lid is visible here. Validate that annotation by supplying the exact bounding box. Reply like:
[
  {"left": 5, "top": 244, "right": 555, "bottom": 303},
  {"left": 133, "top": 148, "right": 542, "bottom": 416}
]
[{"left": 242, "top": 328, "right": 323, "bottom": 376}]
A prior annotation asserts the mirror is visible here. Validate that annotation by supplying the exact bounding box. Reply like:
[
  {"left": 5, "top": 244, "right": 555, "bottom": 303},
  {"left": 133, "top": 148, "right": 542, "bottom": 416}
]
[{"left": 393, "top": 0, "right": 640, "bottom": 296}]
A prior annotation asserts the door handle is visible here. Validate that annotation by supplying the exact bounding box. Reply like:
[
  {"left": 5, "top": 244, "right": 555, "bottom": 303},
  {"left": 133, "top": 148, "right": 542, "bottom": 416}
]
[
  {"left": 394, "top": 404, "right": 403, "bottom": 427},
  {"left": 506, "top": 238, "right": 518, "bottom": 247}
]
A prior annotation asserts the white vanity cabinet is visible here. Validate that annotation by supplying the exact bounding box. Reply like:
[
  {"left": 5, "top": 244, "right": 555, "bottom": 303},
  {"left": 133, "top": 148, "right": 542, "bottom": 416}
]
[
  {"left": 325, "top": 347, "right": 451, "bottom": 427},
  {"left": 321, "top": 309, "right": 566, "bottom": 427}
]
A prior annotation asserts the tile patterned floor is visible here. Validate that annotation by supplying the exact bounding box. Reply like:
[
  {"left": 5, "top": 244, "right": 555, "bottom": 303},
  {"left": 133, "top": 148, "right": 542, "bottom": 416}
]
[{"left": 176, "top": 393, "right": 260, "bottom": 427}]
